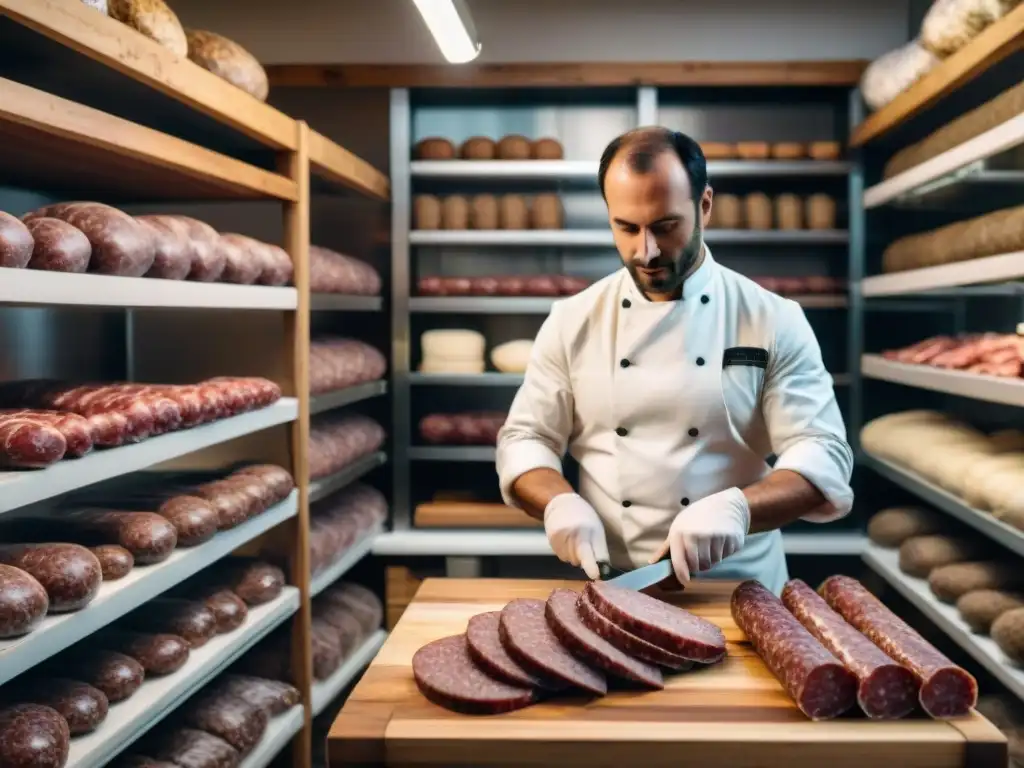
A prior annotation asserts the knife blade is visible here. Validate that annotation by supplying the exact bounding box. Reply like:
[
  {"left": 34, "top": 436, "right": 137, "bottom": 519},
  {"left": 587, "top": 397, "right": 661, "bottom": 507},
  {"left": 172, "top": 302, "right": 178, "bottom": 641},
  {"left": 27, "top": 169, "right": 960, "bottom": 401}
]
[{"left": 596, "top": 558, "right": 675, "bottom": 591}]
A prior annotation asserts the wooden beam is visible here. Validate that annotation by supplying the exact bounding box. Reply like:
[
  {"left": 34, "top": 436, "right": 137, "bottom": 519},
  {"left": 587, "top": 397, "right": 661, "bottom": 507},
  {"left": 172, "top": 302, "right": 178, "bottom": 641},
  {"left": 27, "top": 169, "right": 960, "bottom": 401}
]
[
  {"left": 266, "top": 60, "right": 868, "bottom": 89},
  {"left": 850, "top": 4, "right": 1024, "bottom": 147}
]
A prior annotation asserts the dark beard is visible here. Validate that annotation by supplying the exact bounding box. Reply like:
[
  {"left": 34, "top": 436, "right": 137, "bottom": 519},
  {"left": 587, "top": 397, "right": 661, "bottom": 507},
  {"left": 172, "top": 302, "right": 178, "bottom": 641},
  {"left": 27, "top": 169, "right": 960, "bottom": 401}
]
[{"left": 627, "top": 221, "right": 703, "bottom": 299}]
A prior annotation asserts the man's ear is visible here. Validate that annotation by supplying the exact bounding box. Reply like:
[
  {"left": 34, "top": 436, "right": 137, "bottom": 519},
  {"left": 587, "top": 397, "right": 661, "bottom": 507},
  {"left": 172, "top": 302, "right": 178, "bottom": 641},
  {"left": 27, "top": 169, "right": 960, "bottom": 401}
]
[{"left": 701, "top": 185, "right": 714, "bottom": 228}]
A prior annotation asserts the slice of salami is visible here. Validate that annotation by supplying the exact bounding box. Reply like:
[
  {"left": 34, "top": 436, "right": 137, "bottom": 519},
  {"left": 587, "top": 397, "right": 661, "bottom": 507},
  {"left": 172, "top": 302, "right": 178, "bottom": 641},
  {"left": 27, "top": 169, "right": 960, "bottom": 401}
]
[
  {"left": 412, "top": 634, "right": 537, "bottom": 715},
  {"left": 577, "top": 591, "right": 693, "bottom": 670},
  {"left": 731, "top": 580, "right": 857, "bottom": 721},
  {"left": 466, "top": 611, "right": 555, "bottom": 690},
  {"left": 545, "top": 589, "right": 663, "bottom": 689},
  {"left": 498, "top": 598, "right": 606, "bottom": 695},
  {"left": 782, "top": 579, "right": 919, "bottom": 719},
  {"left": 585, "top": 581, "right": 726, "bottom": 663},
  {"left": 819, "top": 575, "right": 978, "bottom": 718}
]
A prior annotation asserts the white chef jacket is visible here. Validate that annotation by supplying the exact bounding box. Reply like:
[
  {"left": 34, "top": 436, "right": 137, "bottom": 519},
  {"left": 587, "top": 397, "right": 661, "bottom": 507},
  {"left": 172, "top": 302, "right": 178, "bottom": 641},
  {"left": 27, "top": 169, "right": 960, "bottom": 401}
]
[{"left": 496, "top": 247, "right": 854, "bottom": 595}]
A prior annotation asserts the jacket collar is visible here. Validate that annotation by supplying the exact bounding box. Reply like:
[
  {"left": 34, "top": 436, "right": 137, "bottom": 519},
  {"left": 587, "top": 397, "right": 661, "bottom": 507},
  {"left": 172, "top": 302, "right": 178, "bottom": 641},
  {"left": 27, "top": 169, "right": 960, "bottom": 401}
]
[{"left": 621, "top": 244, "right": 717, "bottom": 304}]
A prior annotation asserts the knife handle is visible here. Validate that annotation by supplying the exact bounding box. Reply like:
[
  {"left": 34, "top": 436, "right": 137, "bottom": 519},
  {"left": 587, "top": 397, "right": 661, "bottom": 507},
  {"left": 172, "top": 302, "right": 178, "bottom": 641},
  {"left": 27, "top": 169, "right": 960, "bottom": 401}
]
[{"left": 597, "top": 561, "right": 614, "bottom": 580}]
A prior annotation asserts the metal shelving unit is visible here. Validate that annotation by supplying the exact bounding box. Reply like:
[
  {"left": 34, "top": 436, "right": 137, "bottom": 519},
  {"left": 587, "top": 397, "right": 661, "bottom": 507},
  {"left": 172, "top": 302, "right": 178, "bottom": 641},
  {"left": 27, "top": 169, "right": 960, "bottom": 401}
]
[{"left": 310, "top": 381, "right": 388, "bottom": 416}]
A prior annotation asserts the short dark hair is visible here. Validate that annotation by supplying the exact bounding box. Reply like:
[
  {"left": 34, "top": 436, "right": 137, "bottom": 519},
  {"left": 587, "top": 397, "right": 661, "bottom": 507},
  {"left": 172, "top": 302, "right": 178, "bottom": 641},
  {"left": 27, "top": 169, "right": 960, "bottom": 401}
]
[{"left": 597, "top": 127, "right": 708, "bottom": 202}]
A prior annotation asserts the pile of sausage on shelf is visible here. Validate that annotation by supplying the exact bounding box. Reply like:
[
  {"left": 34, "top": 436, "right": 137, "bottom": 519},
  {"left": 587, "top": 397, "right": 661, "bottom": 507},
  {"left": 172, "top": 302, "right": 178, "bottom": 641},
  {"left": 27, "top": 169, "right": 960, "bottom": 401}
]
[
  {"left": 309, "top": 338, "right": 387, "bottom": 396},
  {"left": 415, "top": 135, "right": 564, "bottom": 162},
  {"left": 308, "top": 414, "right": 386, "bottom": 481},
  {"left": 0, "top": 205, "right": 291, "bottom": 284},
  {"left": 869, "top": 505, "right": 1024, "bottom": 663},
  {"left": 414, "top": 576, "right": 977, "bottom": 721},
  {"left": 699, "top": 141, "right": 841, "bottom": 161},
  {"left": 0, "top": 555, "right": 292, "bottom": 768},
  {"left": 882, "top": 333, "right": 1024, "bottom": 377},
  {"left": 417, "top": 274, "right": 590, "bottom": 297},
  {"left": 309, "top": 483, "right": 388, "bottom": 577},
  {"left": 749, "top": 275, "right": 847, "bottom": 296},
  {"left": 709, "top": 192, "right": 837, "bottom": 230},
  {"left": 419, "top": 412, "right": 506, "bottom": 446},
  {"left": 309, "top": 245, "right": 381, "bottom": 296},
  {"left": 0, "top": 377, "right": 282, "bottom": 469},
  {"left": 413, "top": 193, "right": 564, "bottom": 231}
]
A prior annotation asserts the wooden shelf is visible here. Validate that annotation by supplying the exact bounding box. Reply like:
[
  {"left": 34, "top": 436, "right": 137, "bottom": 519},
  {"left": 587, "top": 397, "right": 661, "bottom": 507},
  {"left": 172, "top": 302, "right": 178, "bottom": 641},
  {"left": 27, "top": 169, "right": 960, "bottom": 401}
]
[
  {"left": 309, "top": 128, "right": 390, "bottom": 200},
  {"left": 850, "top": 5, "right": 1024, "bottom": 147},
  {"left": 0, "top": 76, "right": 297, "bottom": 201}
]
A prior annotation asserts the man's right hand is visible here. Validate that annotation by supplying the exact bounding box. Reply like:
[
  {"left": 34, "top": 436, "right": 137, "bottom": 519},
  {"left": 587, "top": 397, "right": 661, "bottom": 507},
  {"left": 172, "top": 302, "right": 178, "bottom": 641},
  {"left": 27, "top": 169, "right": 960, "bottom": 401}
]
[{"left": 543, "top": 493, "right": 610, "bottom": 580}]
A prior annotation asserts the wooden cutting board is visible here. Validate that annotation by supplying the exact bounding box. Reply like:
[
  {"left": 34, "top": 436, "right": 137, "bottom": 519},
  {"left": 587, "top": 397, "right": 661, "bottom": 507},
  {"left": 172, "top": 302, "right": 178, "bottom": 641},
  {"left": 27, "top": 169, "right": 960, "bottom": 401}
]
[
  {"left": 328, "top": 578, "right": 1006, "bottom": 767},
  {"left": 414, "top": 500, "right": 542, "bottom": 528}
]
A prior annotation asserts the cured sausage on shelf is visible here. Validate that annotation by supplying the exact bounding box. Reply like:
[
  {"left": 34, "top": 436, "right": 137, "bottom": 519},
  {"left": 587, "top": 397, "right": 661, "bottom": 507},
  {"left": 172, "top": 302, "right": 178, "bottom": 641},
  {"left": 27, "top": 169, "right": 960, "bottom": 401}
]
[
  {"left": 309, "top": 483, "right": 387, "bottom": 576},
  {"left": 309, "top": 245, "right": 382, "bottom": 295},
  {"left": 881, "top": 333, "right": 1023, "bottom": 377},
  {"left": 416, "top": 274, "right": 590, "bottom": 297},
  {"left": 0, "top": 543, "right": 102, "bottom": 613},
  {"left": 0, "top": 564, "right": 49, "bottom": 638},
  {"left": 309, "top": 337, "right": 387, "bottom": 394},
  {"left": 0, "top": 211, "right": 35, "bottom": 269},
  {"left": 4, "top": 677, "right": 109, "bottom": 735},
  {"left": 418, "top": 412, "right": 506, "bottom": 445},
  {"left": 820, "top": 575, "right": 978, "bottom": 718},
  {"left": 0, "top": 703, "right": 70, "bottom": 768},
  {"left": 0, "top": 415, "right": 67, "bottom": 468},
  {"left": 308, "top": 414, "right": 386, "bottom": 480}
]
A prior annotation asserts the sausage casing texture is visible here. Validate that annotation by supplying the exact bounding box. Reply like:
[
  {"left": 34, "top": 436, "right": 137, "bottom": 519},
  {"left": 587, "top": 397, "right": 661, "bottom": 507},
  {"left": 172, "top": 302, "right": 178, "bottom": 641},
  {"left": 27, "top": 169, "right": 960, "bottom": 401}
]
[
  {"left": 0, "top": 564, "right": 49, "bottom": 638},
  {"left": 156, "top": 495, "right": 219, "bottom": 546},
  {"left": 0, "top": 409, "right": 95, "bottom": 458},
  {"left": 181, "top": 691, "right": 268, "bottom": 755},
  {"left": 90, "top": 545, "right": 134, "bottom": 580},
  {"left": 145, "top": 727, "right": 240, "bottom": 768},
  {"left": 0, "top": 416, "right": 67, "bottom": 468},
  {"left": 0, "top": 211, "right": 34, "bottom": 268},
  {"left": 215, "top": 560, "right": 286, "bottom": 606},
  {"left": 135, "top": 215, "right": 192, "bottom": 280},
  {"left": 65, "top": 649, "right": 145, "bottom": 702},
  {"left": 5, "top": 678, "right": 108, "bottom": 735},
  {"left": 124, "top": 599, "right": 218, "bottom": 648},
  {"left": 99, "top": 631, "right": 191, "bottom": 676},
  {"left": 207, "top": 675, "right": 301, "bottom": 716},
  {"left": 50, "top": 509, "right": 178, "bottom": 564},
  {"left": 0, "top": 703, "right": 70, "bottom": 768},
  {"left": 0, "top": 543, "right": 102, "bottom": 612},
  {"left": 24, "top": 217, "right": 91, "bottom": 273}
]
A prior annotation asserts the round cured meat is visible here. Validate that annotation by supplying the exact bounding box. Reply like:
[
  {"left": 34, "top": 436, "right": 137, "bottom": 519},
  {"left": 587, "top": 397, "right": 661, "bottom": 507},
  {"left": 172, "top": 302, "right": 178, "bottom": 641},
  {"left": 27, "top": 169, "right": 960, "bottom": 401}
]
[
  {"left": 546, "top": 589, "right": 663, "bottom": 689},
  {"left": 585, "top": 581, "right": 726, "bottom": 662},
  {"left": 412, "top": 634, "right": 537, "bottom": 715},
  {"left": 576, "top": 590, "right": 692, "bottom": 670},
  {"left": 466, "top": 611, "right": 554, "bottom": 689},
  {"left": 498, "top": 598, "right": 606, "bottom": 695}
]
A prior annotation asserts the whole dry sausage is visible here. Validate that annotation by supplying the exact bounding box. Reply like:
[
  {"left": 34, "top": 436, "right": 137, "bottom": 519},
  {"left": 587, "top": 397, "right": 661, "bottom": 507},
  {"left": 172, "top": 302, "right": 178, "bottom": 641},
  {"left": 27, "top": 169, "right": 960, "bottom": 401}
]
[
  {"left": 188, "top": 484, "right": 251, "bottom": 530},
  {"left": 58, "top": 510, "right": 177, "bottom": 564},
  {"left": 218, "top": 560, "right": 286, "bottom": 606},
  {"left": 0, "top": 564, "right": 48, "bottom": 638},
  {"left": 0, "top": 704, "right": 70, "bottom": 768},
  {"left": 100, "top": 631, "right": 190, "bottom": 676},
  {"left": 310, "top": 617, "right": 344, "bottom": 680},
  {"left": 0, "top": 410, "right": 95, "bottom": 458},
  {"left": 230, "top": 464, "right": 294, "bottom": 505},
  {"left": 320, "top": 583, "right": 383, "bottom": 636},
  {"left": 169, "top": 216, "right": 225, "bottom": 282},
  {"left": 0, "top": 211, "right": 35, "bottom": 269},
  {"left": 9, "top": 678, "right": 108, "bottom": 735},
  {"left": 90, "top": 545, "right": 134, "bottom": 580},
  {"left": 207, "top": 675, "right": 300, "bottom": 716},
  {"left": 136, "top": 215, "right": 192, "bottom": 280},
  {"left": 576, "top": 590, "right": 692, "bottom": 670},
  {"left": 183, "top": 692, "right": 268, "bottom": 755},
  {"left": 66, "top": 649, "right": 145, "bottom": 703},
  {"left": 124, "top": 599, "right": 218, "bottom": 648},
  {"left": 217, "top": 234, "right": 261, "bottom": 285},
  {"left": 156, "top": 496, "right": 219, "bottom": 547},
  {"left": 585, "top": 581, "right": 726, "bottom": 663},
  {"left": 413, "top": 634, "right": 537, "bottom": 715},
  {"left": 820, "top": 575, "right": 978, "bottom": 718},
  {"left": 731, "top": 580, "right": 857, "bottom": 721},
  {"left": 546, "top": 588, "right": 663, "bottom": 689},
  {"left": 0, "top": 416, "right": 67, "bottom": 468},
  {"left": 185, "top": 586, "right": 248, "bottom": 633},
  {"left": 781, "top": 579, "right": 919, "bottom": 719},
  {"left": 24, "top": 218, "right": 91, "bottom": 273},
  {"left": 0, "top": 543, "right": 101, "bottom": 612},
  {"left": 147, "top": 727, "right": 239, "bottom": 768},
  {"left": 499, "top": 598, "right": 606, "bottom": 695},
  {"left": 259, "top": 244, "right": 293, "bottom": 287},
  {"left": 312, "top": 596, "right": 365, "bottom": 656}
]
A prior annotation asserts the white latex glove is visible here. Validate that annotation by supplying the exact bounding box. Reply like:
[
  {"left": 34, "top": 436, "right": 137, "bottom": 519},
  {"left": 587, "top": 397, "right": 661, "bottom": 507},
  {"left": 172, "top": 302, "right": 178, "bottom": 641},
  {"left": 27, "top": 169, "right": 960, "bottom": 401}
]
[
  {"left": 544, "top": 492, "right": 610, "bottom": 580},
  {"left": 653, "top": 487, "right": 750, "bottom": 585}
]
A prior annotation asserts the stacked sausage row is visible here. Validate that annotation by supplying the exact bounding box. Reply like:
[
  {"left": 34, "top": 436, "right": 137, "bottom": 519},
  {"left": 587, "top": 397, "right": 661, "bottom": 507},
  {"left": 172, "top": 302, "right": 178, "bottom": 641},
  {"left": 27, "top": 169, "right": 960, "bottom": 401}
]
[
  {"left": 309, "top": 414, "right": 386, "bottom": 481},
  {"left": 419, "top": 412, "right": 506, "bottom": 446},
  {"left": 709, "top": 193, "right": 837, "bottom": 230},
  {"left": 881, "top": 333, "right": 1023, "bottom": 378},
  {"left": 309, "top": 484, "right": 388, "bottom": 577},
  {"left": 417, "top": 274, "right": 590, "bottom": 297},
  {"left": 0, "top": 205, "right": 292, "bottom": 284},
  {"left": 733, "top": 576, "right": 977, "bottom": 720},
  {"left": 0, "top": 558, "right": 288, "bottom": 768},
  {"left": 699, "top": 140, "right": 841, "bottom": 160},
  {"left": 414, "top": 135, "right": 564, "bottom": 161},
  {"left": 749, "top": 275, "right": 847, "bottom": 296},
  {"left": 0, "top": 376, "right": 282, "bottom": 469},
  {"left": 413, "top": 194, "right": 564, "bottom": 231},
  {"left": 413, "top": 581, "right": 727, "bottom": 714},
  {"left": 309, "top": 338, "right": 387, "bottom": 396},
  {"left": 860, "top": 412, "right": 1024, "bottom": 530},
  {"left": 0, "top": 465, "right": 294, "bottom": 639},
  {"left": 869, "top": 507, "right": 1024, "bottom": 664},
  {"left": 309, "top": 245, "right": 381, "bottom": 296}
]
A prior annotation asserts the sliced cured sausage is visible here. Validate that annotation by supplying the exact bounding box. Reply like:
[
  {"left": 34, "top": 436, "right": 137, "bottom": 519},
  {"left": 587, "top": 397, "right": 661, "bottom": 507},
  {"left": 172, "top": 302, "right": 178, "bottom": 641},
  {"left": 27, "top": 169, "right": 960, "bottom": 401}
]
[
  {"left": 465, "top": 611, "right": 554, "bottom": 689},
  {"left": 499, "top": 598, "right": 606, "bottom": 695},
  {"left": 781, "top": 579, "right": 919, "bottom": 719},
  {"left": 412, "top": 634, "right": 537, "bottom": 715},
  {"left": 545, "top": 588, "right": 663, "bottom": 689},
  {"left": 731, "top": 580, "right": 857, "bottom": 721},
  {"left": 576, "top": 590, "right": 693, "bottom": 670},
  {"left": 585, "top": 581, "right": 726, "bottom": 663},
  {"left": 820, "top": 575, "right": 978, "bottom": 718}
]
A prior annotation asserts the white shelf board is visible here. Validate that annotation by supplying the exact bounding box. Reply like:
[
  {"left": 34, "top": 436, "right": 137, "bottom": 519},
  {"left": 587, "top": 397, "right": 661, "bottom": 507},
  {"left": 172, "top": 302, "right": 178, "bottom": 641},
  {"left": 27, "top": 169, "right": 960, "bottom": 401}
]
[
  {"left": 862, "top": 252, "right": 1024, "bottom": 297},
  {"left": 409, "top": 230, "right": 848, "bottom": 247},
  {"left": 410, "top": 159, "right": 851, "bottom": 179},
  {"left": 0, "top": 270, "right": 298, "bottom": 310},
  {"left": 239, "top": 704, "right": 305, "bottom": 768},
  {"left": 863, "top": 544, "right": 1024, "bottom": 702},
  {"left": 863, "top": 452, "right": 1024, "bottom": 558},
  {"left": 311, "top": 629, "right": 387, "bottom": 716},
  {"left": 67, "top": 587, "right": 300, "bottom": 768},
  {"left": 310, "top": 524, "right": 382, "bottom": 597},
  {"left": 309, "top": 451, "right": 387, "bottom": 504},
  {"left": 0, "top": 492, "right": 298, "bottom": 687},
  {"left": 309, "top": 294, "right": 383, "bottom": 312},
  {"left": 862, "top": 354, "right": 1024, "bottom": 407},
  {"left": 863, "top": 114, "right": 1024, "bottom": 209},
  {"left": 410, "top": 373, "right": 525, "bottom": 386},
  {"left": 0, "top": 398, "right": 298, "bottom": 516},
  {"left": 372, "top": 529, "right": 865, "bottom": 557},
  {"left": 310, "top": 381, "right": 387, "bottom": 416}
]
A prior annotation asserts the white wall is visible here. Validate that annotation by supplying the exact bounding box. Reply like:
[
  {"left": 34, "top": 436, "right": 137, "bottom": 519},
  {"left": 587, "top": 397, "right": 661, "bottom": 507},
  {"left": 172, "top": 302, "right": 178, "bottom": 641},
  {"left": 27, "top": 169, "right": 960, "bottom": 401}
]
[{"left": 171, "top": 0, "right": 911, "bottom": 64}]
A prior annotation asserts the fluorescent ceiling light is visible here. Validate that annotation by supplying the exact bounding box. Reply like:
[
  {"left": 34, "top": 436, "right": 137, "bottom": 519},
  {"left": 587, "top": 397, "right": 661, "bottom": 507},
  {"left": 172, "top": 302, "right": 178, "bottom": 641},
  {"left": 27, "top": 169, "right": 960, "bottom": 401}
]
[{"left": 411, "top": 0, "right": 482, "bottom": 64}]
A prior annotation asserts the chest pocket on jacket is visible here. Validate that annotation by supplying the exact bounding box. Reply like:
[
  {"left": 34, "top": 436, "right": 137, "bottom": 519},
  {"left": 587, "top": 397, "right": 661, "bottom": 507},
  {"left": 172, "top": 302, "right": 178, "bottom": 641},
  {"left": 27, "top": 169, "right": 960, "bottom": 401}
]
[{"left": 721, "top": 346, "right": 766, "bottom": 439}]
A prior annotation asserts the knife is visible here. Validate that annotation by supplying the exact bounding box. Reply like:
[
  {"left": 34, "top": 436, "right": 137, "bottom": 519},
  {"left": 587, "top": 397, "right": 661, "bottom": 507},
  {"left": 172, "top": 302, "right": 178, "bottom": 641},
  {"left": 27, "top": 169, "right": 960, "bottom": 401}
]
[{"left": 596, "top": 558, "right": 676, "bottom": 591}]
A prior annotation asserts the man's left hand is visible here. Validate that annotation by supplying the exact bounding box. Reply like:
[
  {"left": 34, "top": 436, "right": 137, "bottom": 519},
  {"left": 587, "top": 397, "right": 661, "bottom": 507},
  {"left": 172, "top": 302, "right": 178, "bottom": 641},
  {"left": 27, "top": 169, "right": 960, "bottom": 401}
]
[{"left": 652, "top": 487, "right": 750, "bottom": 585}]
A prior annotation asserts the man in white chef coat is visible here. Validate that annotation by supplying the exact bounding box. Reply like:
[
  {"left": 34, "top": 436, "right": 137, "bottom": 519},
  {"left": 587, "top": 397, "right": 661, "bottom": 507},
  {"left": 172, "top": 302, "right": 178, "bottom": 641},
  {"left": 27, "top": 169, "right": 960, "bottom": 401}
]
[{"left": 495, "top": 127, "right": 854, "bottom": 595}]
